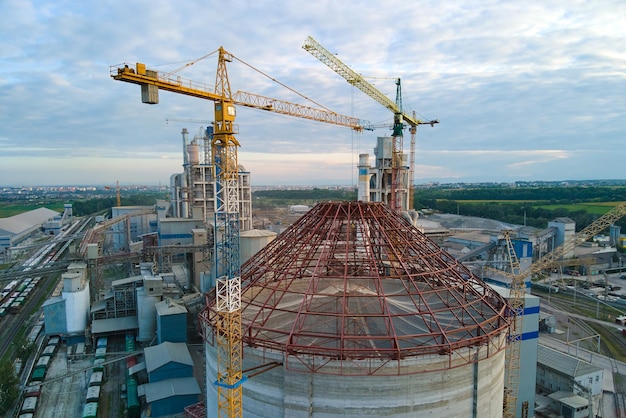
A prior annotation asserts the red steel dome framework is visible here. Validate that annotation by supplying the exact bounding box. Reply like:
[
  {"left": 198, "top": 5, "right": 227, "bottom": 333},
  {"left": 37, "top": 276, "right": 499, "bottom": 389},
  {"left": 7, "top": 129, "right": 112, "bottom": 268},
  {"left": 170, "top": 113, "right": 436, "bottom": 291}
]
[{"left": 202, "top": 201, "right": 509, "bottom": 376}]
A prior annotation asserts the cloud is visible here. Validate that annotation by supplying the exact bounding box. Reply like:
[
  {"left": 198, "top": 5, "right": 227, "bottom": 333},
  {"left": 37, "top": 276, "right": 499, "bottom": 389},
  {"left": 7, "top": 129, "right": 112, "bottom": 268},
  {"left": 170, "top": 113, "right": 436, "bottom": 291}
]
[{"left": 0, "top": 0, "right": 624, "bottom": 186}]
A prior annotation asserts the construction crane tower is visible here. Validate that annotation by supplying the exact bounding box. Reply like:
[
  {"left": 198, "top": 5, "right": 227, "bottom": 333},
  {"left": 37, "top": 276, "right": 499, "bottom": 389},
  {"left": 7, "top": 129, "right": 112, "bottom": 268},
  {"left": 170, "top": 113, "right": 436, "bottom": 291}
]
[
  {"left": 303, "top": 36, "right": 438, "bottom": 212},
  {"left": 491, "top": 203, "right": 626, "bottom": 417},
  {"left": 111, "top": 48, "right": 370, "bottom": 418},
  {"left": 104, "top": 180, "right": 121, "bottom": 207}
]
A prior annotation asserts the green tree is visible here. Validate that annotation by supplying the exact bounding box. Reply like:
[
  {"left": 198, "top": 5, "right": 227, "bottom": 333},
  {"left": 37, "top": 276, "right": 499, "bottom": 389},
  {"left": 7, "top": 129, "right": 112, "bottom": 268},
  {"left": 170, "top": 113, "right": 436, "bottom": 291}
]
[
  {"left": 13, "top": 334, "right": 35, "bottom": 362},
  {"left": 0, "top": 358, "right": 19, "bottom": 415}
]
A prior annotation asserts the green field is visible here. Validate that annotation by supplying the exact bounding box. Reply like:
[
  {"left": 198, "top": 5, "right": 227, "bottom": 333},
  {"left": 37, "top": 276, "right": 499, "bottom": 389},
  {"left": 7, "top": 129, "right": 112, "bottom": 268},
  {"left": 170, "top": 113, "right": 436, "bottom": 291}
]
[{"left": 453, "top": 200, "right": 623, "bottom": 215}]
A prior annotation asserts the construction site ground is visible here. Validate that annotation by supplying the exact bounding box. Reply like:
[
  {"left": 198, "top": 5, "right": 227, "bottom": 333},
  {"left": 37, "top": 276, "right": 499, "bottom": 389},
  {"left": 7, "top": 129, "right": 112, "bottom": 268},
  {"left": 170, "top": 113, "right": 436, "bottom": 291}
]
[{"left": 34, "top": 346, "right": 91, "bottom": 418}]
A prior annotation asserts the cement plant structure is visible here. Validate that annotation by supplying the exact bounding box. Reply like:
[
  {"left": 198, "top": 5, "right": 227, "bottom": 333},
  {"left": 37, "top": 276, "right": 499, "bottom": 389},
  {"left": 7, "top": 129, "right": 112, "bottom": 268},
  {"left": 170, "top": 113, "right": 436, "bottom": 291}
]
[
  {"left": 200, "top": 201, "right": 510, "bottom": 417},
  {"left": 169, "top": 127, "right": 252, "bottom": 231}
]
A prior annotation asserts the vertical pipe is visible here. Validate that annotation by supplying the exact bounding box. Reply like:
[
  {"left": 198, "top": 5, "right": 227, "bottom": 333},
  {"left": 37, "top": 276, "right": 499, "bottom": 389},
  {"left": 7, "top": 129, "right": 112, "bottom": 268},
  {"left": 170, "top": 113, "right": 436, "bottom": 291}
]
[
  {"left": 182, "top": 128, "right": 189, "bottom": 166},
  {"left": 182, "top": 175, "right": 189, "bottom": 219},
  {"left": 358, "top": 154, "right": 370, "bottom": 202}
]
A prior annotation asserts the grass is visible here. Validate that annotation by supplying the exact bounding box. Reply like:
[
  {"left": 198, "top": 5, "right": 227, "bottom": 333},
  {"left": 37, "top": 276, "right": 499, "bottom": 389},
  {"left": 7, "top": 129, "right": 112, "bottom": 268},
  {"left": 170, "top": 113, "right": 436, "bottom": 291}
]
[{"left": 538, "top": 202, "right": 623, "bottom": 215}]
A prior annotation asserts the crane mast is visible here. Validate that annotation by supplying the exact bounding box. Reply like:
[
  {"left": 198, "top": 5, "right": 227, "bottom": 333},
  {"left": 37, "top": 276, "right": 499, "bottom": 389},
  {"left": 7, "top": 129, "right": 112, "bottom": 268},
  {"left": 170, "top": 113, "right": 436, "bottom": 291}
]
[
  {"left": 496, "top": 202, "right": 626, "bottom": 417},
  {"left": 111, "top": 47, "right": 369, "bottom": 418}
]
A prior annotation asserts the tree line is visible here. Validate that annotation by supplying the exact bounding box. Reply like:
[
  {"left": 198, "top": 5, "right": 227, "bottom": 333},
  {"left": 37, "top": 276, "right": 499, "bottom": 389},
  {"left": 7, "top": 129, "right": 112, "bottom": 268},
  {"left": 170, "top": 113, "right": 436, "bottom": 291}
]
[
  {"left": 253, "top": 186, "right": 626, "bottom": 232},
  {"left": 71, "top": 193, "right": 164, "bottom": 217},
  {"left": 413, "top": 186, "right": 626, "bottom": 231},
  {"left": 414, "top": 185, "right": 626, "bottom": 204}
]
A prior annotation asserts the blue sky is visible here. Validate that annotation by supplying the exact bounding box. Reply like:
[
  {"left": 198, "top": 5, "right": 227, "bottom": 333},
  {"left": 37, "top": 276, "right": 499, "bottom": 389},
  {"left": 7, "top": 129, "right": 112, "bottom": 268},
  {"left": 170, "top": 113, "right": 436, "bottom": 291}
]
[{"left": 1, "top": 0, "right": 624, "bottom": 187}]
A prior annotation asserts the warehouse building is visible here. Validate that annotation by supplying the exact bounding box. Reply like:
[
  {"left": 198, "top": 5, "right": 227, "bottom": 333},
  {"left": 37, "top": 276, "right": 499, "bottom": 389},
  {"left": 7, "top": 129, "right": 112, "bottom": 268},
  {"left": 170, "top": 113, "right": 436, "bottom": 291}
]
[{"left": 0, "top": 207, "right": 60, "bottom": 258}]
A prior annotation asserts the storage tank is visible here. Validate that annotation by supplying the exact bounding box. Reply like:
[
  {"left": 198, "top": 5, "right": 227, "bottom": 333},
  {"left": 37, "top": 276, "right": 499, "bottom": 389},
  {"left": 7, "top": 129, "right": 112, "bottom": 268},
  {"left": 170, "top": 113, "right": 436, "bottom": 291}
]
[
  {"left": 201, "top": 201, "right": 509, "bottom": 417},
  {"left": 187, "top": 140, "right": 200, "bottom": 165},
  {"left": 137, "top": 286, "right": 160, "bottom": 342},
  {"left": 240, "top": 229, "right": 277, "bottom": 264},
  {"left": 62, "top": 273, "right": 89, "bottom": 334}
]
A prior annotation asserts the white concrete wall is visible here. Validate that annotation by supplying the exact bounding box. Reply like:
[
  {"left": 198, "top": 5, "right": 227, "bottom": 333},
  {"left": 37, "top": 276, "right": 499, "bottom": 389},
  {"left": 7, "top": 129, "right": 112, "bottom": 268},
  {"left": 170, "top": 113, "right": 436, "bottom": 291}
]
[{"left": 206, "top": 333, "right": 507, "bottom": 417}]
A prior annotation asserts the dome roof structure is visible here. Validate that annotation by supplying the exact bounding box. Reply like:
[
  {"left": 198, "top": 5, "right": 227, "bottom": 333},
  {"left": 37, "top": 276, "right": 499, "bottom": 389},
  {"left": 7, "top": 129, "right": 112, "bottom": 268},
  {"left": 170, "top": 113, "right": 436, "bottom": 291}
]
[{"left": 206, "top": 201, "right": 509, "bottom": 375}]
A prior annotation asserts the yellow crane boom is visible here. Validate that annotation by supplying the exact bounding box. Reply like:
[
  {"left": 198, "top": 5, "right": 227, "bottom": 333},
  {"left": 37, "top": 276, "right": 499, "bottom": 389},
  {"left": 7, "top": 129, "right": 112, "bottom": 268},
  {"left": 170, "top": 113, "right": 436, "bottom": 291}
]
[{"left": 111, "top": 61, "right": 371, "bottom": 131}]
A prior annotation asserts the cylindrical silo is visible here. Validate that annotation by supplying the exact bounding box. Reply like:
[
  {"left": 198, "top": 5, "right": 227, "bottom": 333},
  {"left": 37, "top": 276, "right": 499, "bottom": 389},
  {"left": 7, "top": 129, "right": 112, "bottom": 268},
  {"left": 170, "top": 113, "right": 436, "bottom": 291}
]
[
  {"left": 187, "top": 140, "right": 200, "bottom": 165},
  {"left": 240, "top": 229, "right": 277, "bottom": 265},
  {"left": 136, "top": 286, "right": 159, "bottom": 342},
  {"left": 202, "top": 201, "right": 510, "bottom": 417},
  {"left": 62, "top": 273, "right": 90, "bottom": 334},
  {"left": 205, "top": 336, "right": 506, "bottom": 418}
]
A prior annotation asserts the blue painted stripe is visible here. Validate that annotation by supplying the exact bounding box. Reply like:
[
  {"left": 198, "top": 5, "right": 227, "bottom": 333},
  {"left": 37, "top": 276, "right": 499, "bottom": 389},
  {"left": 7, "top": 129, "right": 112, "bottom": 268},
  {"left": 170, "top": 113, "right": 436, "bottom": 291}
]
[
  {"left": 524, "top": 305, "right": 540, "bottom": 315},
  {"left": 159, "top": 233, "right": 193, "bottom": 239},
  {"left": 522, "top": 330, "right": 539, "bottom": 341}
]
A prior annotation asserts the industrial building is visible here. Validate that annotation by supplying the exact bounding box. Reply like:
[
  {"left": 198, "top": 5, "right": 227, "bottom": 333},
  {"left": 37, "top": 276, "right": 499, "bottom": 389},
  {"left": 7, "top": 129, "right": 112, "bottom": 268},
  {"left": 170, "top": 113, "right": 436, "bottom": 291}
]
[
  {"left": 358, "top": 137, "right": 415, "bottom": 218},
  {"left": 110, "top": 205, "right": 157, "bottom": 251},
  {"left": 168, "top": 127, "right": 252, "bottom": 230},
  {"left": 201, "top": 201, "right": 511, "bottom": 417},
  {"left": 138, "top": 341, "right": 201, "bottom": 416},
  {"left": 88, "top": 262, "right": 179, "bottom": 342},
  {"left": 535, "top": 345, "right": 604, "bottom": 417},
  {"left": 42, "top": 262, "right": 91, "bottom": 344},
  {"left": 0, "top": 206, "right": 63, "bottom": 259}
]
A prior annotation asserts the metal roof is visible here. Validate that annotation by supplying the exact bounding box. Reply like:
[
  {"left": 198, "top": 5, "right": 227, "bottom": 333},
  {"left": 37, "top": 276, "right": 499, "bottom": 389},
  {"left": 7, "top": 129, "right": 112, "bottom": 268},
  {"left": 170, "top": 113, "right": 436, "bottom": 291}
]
[
  {"left": 91, "top": 316, "right": 138, "bottom": 334},
  {"left": 144, "top": 341, "right": 193, "bottom": 372},
  {"left": 139, "top": 376, "right": 200, "bottom": 402},
  {"left": 155, "top": 299, "right": 187, "bottom": 316},
  {"left": 548, "top": 391, "right": 589, "bottom": 408},
  {"left": 537, "top": 345, "right": 603, "bottom": 378},
  {"left": 0, "top": 207, "right": 59, "bottom": 236},
  {"left": 240, "top": 229, "right": 277, "bottom": 237},
  {"left": 202, "top": 201, "right": 509, "bottom": 367}
]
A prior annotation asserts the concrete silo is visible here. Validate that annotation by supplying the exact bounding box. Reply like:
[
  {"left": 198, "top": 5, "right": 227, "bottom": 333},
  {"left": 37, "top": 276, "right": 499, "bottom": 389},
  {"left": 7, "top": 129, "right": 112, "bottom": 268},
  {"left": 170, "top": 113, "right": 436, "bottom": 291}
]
[{"left": 201, "top": 201, "right": 510, "bottom": 417}]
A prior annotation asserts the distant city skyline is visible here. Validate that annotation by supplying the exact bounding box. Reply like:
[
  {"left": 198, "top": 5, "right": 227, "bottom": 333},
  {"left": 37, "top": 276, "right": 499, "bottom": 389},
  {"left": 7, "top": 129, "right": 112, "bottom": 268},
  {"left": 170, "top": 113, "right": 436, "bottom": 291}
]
[
  {"left": 4, "top": 178, "right": 625, "bottom": 190},
  {"left": 1, "top": 1, "right": 624, "bottom": 187}
]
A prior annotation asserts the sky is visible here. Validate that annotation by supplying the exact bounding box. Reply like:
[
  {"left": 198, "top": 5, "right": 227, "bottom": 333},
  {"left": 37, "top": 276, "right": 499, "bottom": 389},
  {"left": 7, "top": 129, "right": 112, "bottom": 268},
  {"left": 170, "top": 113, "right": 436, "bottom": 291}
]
[{"left": 0, "top": 1, "right": 624, "bottom": 187}]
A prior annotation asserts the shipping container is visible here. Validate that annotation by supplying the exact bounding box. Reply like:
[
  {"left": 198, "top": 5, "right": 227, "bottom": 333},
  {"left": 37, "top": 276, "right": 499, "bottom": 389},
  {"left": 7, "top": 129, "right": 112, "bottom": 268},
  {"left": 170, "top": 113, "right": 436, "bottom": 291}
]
[
  {"left": 95, "top": 347, "right": 107, "bottom": 359},
  {"left": 86, "top": 385, "right": 101, "bottom": 403},
  {"left": 42, "top": 345, "right": 56, "bottom": 357},
  {"left": 82, "top": 402, "right": 98, "bottom": 418},
  {"left": 31, "top": 366, "right": 46, "bottom": 382},
  {"left": 89, "top": 371, "right": 103, "bottom": 387},
  {"left": 96, "top": 336, "right": 108, "bottom": 349},
  {"left": 36, "top": 356, "right": 50, "bottom": 369},
  {"left": 93, "top": 357, "right": 105, "bottom": 373},
  {"left": 127, "top": 375, "right": 140, "bottom": 418},
  {"left": 20, "top": 396, "right": 38, "bottom": 413}
]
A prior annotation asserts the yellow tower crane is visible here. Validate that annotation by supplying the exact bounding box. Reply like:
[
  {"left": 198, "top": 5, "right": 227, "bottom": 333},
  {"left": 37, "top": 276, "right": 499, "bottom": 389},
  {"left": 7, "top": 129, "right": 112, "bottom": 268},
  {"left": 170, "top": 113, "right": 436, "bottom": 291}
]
[
  {"left": 104, "top": 180, "right": 121, "bottom": 207},
  {"left": 487, "top": 203, "right": 626, "bottom": 417},
  {"left": 111, "top": 47, "right": 370, "bottom": 418},
  {"left": 302, "top": 36, "right": 438, "bottom": 212}
]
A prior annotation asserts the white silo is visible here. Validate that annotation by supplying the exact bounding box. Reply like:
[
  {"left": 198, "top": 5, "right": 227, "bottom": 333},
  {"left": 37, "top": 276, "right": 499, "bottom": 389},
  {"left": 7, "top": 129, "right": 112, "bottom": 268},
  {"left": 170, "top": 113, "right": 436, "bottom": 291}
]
[
  {"left": 240, "top": 229, "right": 277, "bottom": 264},
  {"left": 62, "top": 271, "right": 90, "bottom": 334},
  {"left": 187, "top": 139, "right": 200, "bottom": 165},
  {"left": 137, "top": 286, "right": 160, "bottom": 342}
]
